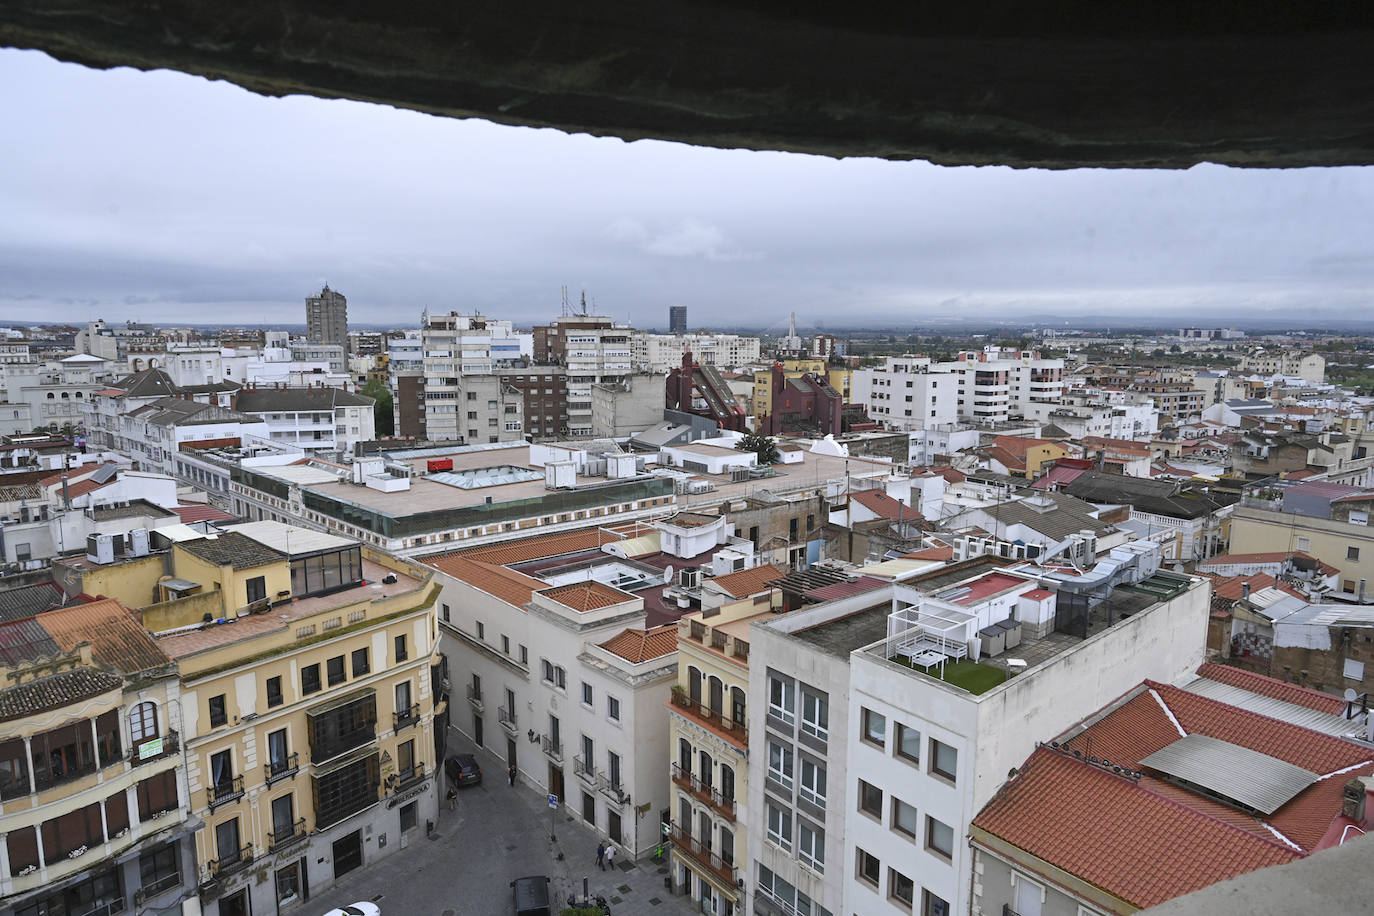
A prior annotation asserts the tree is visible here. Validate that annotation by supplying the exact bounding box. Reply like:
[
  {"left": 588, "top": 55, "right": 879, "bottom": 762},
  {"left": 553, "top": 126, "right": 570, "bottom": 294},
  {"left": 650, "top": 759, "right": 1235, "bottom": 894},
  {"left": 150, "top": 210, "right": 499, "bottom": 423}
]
[
  {"left": 360, "top": 377, "right": 395, "bottom": 437},
  {"left": 735, "top": 431, "right": 781, "bottom": 465}
]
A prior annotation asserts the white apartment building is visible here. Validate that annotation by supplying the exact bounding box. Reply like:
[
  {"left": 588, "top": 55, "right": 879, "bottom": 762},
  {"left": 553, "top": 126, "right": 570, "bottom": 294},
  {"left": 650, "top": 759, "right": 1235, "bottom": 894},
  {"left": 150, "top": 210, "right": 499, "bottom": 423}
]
[
  {"left": 2, "top": 354, "right": 109, "bottom": 433},
  {"left": 113, "top": 398, "right": 270, "bottom": 477},
  {"left": 426, "top": 532, "right": 678, "bottom": 859},
  {"left": 747, "top": 546, "right": 1209, "bottom": 916},
  {"left": 858, "top": 357, "right": 959, "bottom": 431},
  {"left": 1028, "top": 399, "right": 1158, "bottom": 441},
  {"left": 949, "top": 346, "right": 1064, "bottom": 424},
  {"left": 564, "top": 326, "right": 634, "bottom": 438},
  {"left": 232, "top": 385, "right": 376, "bottom": 454},
  {"left": 634, "top": 333, "right": 762, "bottom": 373},
  {"left": 421, "top": 312, "right": 528, "bottom": 441}
]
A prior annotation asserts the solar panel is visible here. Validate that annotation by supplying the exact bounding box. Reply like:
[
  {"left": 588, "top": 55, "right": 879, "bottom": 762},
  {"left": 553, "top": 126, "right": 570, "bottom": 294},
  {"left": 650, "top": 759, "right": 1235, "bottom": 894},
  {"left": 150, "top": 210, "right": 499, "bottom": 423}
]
[
  {"left": 91, "top": 463, "right": 118, "bottom": 484},
  {"left": 1138, "top": 734, "right": 1318, "bottom": 815}
]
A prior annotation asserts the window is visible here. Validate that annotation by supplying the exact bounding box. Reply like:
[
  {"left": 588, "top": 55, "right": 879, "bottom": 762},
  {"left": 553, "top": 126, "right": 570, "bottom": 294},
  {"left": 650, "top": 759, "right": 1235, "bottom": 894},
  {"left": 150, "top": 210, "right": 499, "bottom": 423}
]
[
  {"left": 542, "top": 660, "right": 555, "bottom": 684},
  {"left": 395, "top": 634, "right": 408, "bottom": 663},
  {"left": 476, "top": 620, "right": 485, "bottom": 640},
  {"left": 208, "top": 694, "right": 227, "bottom": 728},
  {"left": 519, "top": 645, "right": 529, "bottom": 665},
  {"left": 129, "top": 702, "right": 158, "bottom": 743},
  {"left": 926, "top": 815, "right": 954, "bottom": 859},
  {"left": 607, "top": 695, "right": 621, "bottom": 722},
  {"left": 799, "top": 757, "right": 826, "bottom": 809},
  {"left": 930, "top": 739, "right": 957, "bottom": 782},
  {"left": 1346, "top": 658, "right": 1366, "bottom": 680},
  {"left": 1297, "top": 536, "right": 1312, "bottom": 551},
  {"left": 246, "top": 575, "right": 266, "bottom": 605},
  {"left": 798, "top": 820, "right": 824, "bottom": 873},
  {"left": 581, "top": 682, "right": 594, "bottom": 707},
  {"left": 801, "top": 690, "right": 828, "bottom": 741},
  {"left": 856, "top": 848, "right": 880, "bottom": 888},
  {"left": 301, "top": 663, "right": 321, "bottom": 695},
  {"left": 139, "top": 842, "right": 180, "bottom": 895},
  {"left": 888, "top": 868, "right": 915, "bottom": 907},
  {"left": 608, "top": 750, "right": 622, "bottom": 789},
  {"left": 441, "top": 603, "right": 450, "bottom": 622},
  {"left": 766, "top": 804, "right": 792, "bottom": 850},
  {"left": 351, "top": 647, "right": 370, "bottom": 677},
  {"left": 1349, "top": 546, "right": 1361, "bottom": 561},
  {"left": 767, "top": 741, "right": 795, "bottom": 791},
  {"left": 768, "top": 675, "right": 795, "bottom": 725},
  {"left": 862, "top": 708, "right": 886, "bottom": 748},
  {"left": 896, "top": 723, "right": 921, "bottom": 763},
  {"left": 501, "top": 634, "right": 510, "bottom": 655},
  {"left": 892, "top": 797, "right": 918, "bottom": 838},
  {"left": 327, "top": 655, "right": 346, "bottom": 686},
  {"left": 922, "top": 889, "right": 951, "bottom": 916},
  {"left": 859, "top": 779, "right": 883, "bottom": 818},
  {"left": 555, "top": 666, "right": 567, "bottom": 690},
  {"left": 267, "top": 729, "right": 289, "bottom": 773},
  {"left": 266, "top": 676, "right": 284, "bottom": 708}
]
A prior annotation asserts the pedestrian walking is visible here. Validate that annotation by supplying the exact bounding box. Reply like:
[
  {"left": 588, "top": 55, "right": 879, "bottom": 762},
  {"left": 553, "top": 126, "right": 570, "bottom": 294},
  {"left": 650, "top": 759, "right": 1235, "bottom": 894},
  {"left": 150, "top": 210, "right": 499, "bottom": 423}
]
[
  {"left": 604, "top": 843, "right": 616, "bottom": 870},
  {"left": 447, "top": 785, "right": 456, "bottom": 810},
  {"left": 596, "top": 841, "right": 606, "bottom": 870},
  {"left": 508, "top": 764, "right": 517, "bottom": 786}
]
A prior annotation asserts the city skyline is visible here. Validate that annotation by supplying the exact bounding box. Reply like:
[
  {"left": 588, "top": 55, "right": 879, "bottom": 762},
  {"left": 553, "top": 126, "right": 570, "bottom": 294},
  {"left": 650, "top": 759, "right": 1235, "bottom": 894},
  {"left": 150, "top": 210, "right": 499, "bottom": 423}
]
[{"left": 2, "top": 48, "right": 1373, "bottom": 329}]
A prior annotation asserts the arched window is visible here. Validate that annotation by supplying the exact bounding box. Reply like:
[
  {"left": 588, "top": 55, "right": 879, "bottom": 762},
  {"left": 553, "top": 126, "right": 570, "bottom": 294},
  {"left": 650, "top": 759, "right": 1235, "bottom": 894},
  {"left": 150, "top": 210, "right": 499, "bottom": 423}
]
[
  {"left": 129, "top": 701, "right": 159, "bottom": 743},
  {"left": 60, "top": 392, "right": 69, "bottom": 399},
  {"left": 46, "top": 392, "right": 54, "bottom": 399},
  {"left": 688, "top": 666, "right": 702, "bottom": 704},
  {"left": 74, "top": 391, "right": 82, "bottom": 399}
]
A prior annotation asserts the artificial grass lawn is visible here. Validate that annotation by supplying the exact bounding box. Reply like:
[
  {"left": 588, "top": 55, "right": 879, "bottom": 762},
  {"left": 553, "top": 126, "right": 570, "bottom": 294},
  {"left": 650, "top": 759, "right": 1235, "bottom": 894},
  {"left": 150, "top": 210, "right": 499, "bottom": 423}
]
[{"left": 903, "top": 657, "right": 1008, "bottom": 695}]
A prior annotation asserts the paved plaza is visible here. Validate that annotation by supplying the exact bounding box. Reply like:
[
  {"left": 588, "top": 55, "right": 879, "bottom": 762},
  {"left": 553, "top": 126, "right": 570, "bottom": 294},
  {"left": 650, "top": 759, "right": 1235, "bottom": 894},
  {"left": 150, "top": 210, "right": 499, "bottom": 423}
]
[{"left": 305, "top": 727, "right": 699, "bottom": 916}]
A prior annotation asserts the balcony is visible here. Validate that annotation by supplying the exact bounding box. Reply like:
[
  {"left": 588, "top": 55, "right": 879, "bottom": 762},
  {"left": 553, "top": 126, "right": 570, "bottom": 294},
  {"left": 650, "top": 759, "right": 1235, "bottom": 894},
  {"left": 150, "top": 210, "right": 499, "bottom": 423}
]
[
  {"left": 670, "top": 823, "right": 738, "bottom": 887},
  {"left": 466, "top": 684, "right": 483, "bottom": 712},
  {"left": 672, "top": 764, "right": 736, "bottom": 822},
  {"left": 669, "top": 687, "right": 748, "bottom": 746},
  {"left": 573, "top": 756, "right": 597, "bottom": 783},
  {"left": 206, "top": 775, "right": 244, "bottom": 811},
  {"left": 394, "top": 704, "right": 420, "bottom": 732},
  {"left": 541, "top": 736, "right": 563, "bottom": 762},
  {"left": 392, "top": 762, "right": 427, "bottom": 792},
  {"left": 268, "top": 818, "right": 308, "bottom": 852},
  {"left": 595, "top": 770, "right": 629, "bottom": 806},
  {"left": 135, "top": 870, "right": 182, "bottom": 904},
  {"left": 129, "top": 730, "right": 179, "bottom": 766},
  {"left": 498, "top": 706, "right": 518, "bottom": 732},
  {"left": 208, "top": 844, "right": 254, "bottom": 878},
  {"left": 264, "top": 752, "right": 299, "bottom": 787}
]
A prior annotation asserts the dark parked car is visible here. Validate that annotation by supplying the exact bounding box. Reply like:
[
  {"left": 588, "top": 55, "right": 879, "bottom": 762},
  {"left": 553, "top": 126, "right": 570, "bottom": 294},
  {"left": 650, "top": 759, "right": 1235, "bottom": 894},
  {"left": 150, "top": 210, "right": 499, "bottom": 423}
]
[
  {"left": 511, "top": 875, "right": 551, "bottom": 916},
  {"left": 446, "top": 753, "right": 482, "bottom": 786}
]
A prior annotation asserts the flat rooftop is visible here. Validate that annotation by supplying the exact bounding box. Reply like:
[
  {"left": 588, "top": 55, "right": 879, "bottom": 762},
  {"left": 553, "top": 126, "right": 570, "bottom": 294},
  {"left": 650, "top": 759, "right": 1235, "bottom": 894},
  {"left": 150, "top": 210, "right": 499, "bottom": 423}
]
[
  {"left": 155, "top": 557, "right": 423, "bottom": 658},
  {"left": 793, "top": 601, "right": 892, "bottom": 658}
]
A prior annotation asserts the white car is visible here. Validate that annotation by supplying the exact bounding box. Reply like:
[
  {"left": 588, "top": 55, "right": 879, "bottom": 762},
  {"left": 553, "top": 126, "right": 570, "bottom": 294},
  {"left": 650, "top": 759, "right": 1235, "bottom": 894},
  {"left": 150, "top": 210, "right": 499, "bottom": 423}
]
[{"left": 322, "top": 904, "right": 380, "bottom": 916}]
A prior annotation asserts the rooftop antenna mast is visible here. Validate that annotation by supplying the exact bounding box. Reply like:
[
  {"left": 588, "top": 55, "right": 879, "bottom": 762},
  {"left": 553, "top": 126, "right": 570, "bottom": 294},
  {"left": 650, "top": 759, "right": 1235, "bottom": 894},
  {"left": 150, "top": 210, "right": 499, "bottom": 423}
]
[{"left": 561, "top": 286, "right": 570, "bottom": 316}]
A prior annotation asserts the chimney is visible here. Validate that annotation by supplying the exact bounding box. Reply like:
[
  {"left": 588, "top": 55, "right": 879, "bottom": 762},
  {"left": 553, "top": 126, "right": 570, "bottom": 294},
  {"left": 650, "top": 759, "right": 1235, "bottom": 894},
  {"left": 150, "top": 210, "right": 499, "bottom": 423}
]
[
  {"left": 1341, "top": 778, "right": 1367, "bottom": 822},
  {"left": 1242, "top": 581, "right": 1251, "bottom": 600}
]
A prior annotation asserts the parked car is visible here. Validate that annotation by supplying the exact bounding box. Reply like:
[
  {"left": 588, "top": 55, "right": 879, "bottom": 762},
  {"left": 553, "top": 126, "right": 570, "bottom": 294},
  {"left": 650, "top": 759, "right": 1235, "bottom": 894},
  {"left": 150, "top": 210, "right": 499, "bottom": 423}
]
[
  {"left": 511, "top": 875, "right": 551, "bottom": 916},
  {"left": 446, "top": 753, "right": 482, "bottom": 786},
  {"left": 322, "top": 903, "right": 381, "bottom": 916}
]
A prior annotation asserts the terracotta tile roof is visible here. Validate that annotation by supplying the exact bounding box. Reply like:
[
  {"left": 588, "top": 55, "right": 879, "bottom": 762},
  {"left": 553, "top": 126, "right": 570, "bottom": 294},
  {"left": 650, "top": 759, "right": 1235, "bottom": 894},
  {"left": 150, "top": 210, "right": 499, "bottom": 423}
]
[
  {"left": 599, "top": 624, "right": 678, "bottom": 663},
  {"left": 38, "top": 462, "right": 113, "bottom": 487},
  {"left": 850, "top": 488, "right": 921, "bottom": 521},
  {"left": 910, "top": 466, "right": 966, "bottom": 483},
  {"left": 1210, "top": 573, "right": 1281, "bottom": 600},
  {"left": 39, "top": 598, "right": 172, "bottom": 674},
  {"left": 427, "top": 555, "right": 546, "bottom": 608},
  {"left": 1195, "top": 663, "right": 1347, "bottom": 716},
  {"left": 976, "top": 676, "right": 1374, "bottom": 908},
  {"left": 973, "top": 748, "right": 1299, "bottom": 909},
  {"left": 991, "top": 435, "right": 1057, "bottom": 457},
  {"left": 899, "top": 545, "right": 953, "bottom": 562},
  {"left": 0, "top": 668, "right": 123, "bottom": 722},
  {"left": 430, "top": 528, "right": 618, "bottom": 566},
  {"left": 174, "top": 504, "right": 238, "bottom": 524},
  {"left": 981, "top": 445, "right": 1026, "bottom": 472},
  {"left": 541, "top": 581, "right": 633, "bottom": 612},
  {"left": 0, "top": 582, "right": 66, "bottom": 623},
  {"left": 707, "top": 563, "right": 787, "bottom": 598}
]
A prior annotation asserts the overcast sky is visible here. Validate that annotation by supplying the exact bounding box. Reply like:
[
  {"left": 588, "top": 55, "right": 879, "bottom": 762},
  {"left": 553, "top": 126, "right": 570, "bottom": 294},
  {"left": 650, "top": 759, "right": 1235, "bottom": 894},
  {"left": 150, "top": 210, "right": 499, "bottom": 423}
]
[{"left": 2, "top": 47, "right": 1372, "bottom": 332}]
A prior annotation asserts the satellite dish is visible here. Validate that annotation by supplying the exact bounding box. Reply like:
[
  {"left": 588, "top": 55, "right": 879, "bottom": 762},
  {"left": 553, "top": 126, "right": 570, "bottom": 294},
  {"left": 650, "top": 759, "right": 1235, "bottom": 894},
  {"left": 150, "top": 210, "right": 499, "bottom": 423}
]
[
  {"left": 663, "top": 565, "right": 675, "bottom": 584},
  {"left": 1345, "top": 688, "right": 1359, "bottom": 703}
]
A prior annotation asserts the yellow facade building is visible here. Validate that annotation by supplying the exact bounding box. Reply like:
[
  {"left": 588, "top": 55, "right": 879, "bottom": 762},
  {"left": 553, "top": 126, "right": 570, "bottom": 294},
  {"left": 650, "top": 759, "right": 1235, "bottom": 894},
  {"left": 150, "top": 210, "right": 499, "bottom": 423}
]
[
  {"left": 50, "top": 519, "right": 443, "bottom": 916},
  {"left": 667, "top": 578, "right": 781, "bottom": 916},
  {"left": 0, "top": 597, "right": 195, "bottom": 916}
]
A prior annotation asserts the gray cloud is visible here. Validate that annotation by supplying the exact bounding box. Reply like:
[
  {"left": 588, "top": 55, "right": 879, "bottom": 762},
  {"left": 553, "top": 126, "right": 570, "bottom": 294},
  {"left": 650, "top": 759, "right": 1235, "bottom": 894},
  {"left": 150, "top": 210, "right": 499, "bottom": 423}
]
[{"left": 1, "top": 48, "right": 1372, "bottom": 329}]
